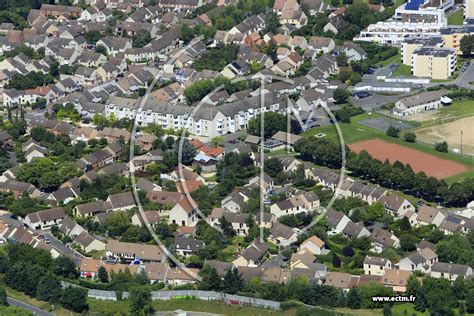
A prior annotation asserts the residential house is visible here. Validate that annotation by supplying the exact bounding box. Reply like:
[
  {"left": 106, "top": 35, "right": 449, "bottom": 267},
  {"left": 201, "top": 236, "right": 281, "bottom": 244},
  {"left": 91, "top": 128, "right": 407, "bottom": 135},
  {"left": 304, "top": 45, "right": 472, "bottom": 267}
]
[
  {"left": 397, "top": 248, "right": 438, "bottom": 273},
  {"left": 210, "top": 208, "right": 251, "bottom": 236},
  {"left": 299, "top": 235, "right": 325, "bottom": 255},
  {"left": 381, "top": 269, "right": 411, "bottom": 292},
  {"left": 378, "top": 194, "right": 415, "bottom": 218},
  {"left": 326, "top": 210, "right": 351, "bottom": 234},
  {"left": 23, "top": 207, "right": 65, "bottom": 230},
  {"left": 364, "top": 256, "right": 392, "bottom": 276},
  {"left": 342, "top": 221, "right": 370, "bottom": 239},
  {"left": 232, "top": 240, "right": 269, "bottom": 267},
  {"left": 324, "top": 272, "right": 357, "bottom": 292},
  {"left": 416, "top": 205, "right": 446, "bottom": 227},
  {"left": 74, "top": 200, "right": 109, "bottom": 217},
  {"left": 370, "top": 228, "right": 400, "bottom": 253},
  {"left": 106, "top": 191, "right": 136, "bottom": 211},
  {"left": 173, "top": 236, "right": 204, "bottom": 257},
  {"left": 168, "top": 199, "right": 198, "bottom": 227},
  {"left": 270, "top": 191, "right": 319, "bottom": 218},
  {"left": 131, "top": 211, "right": 161, "bottom": 227},
  {"left": 106, "top": 240, "right": 163, "bottom": 263},
  {"left": 430, "top": 262, "right": 473, "bottom": 281},
  {"left": 269, "top": 222, "right": 298, "bottom": 248},
  {"left": 75, "top": 231, "right": 106, "bottom": 253}
]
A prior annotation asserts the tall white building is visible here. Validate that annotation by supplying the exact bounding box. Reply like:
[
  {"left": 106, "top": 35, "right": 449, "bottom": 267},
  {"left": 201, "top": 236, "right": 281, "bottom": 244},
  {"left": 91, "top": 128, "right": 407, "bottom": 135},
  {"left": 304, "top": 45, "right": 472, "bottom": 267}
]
[{"left": 466, "top": 0, "right": 474, "bottom": 19}]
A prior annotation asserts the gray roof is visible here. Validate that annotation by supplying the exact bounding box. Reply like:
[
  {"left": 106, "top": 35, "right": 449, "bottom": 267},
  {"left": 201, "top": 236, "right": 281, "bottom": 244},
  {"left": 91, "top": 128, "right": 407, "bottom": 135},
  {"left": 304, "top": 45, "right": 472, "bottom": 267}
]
[
  {"left": 173, "top": 236, "right": 204, "bottom": 252},
  {"left": 399, "top": 90, "right": 445, "bottom": 108}
]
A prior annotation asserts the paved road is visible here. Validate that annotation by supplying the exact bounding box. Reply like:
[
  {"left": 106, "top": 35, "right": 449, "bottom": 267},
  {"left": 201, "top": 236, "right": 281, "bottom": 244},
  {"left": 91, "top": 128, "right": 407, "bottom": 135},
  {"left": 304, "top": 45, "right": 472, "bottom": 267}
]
[
  {"left": 7, "top": 297, "right": 54, "bottom": 316},
  {"left": 454, "top": 61, "right": 474, "bottom": 89},
  {"left": 0, "top": 214, "right": 84, "bottom": 265}
]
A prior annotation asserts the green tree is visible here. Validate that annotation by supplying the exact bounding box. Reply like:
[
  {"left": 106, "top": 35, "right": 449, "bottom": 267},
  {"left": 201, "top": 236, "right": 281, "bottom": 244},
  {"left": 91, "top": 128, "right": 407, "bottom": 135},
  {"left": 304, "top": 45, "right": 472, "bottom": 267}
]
[
  {"left": 36, "top": 273, "right": 62, "bottom": 303},
  {"left": 129, "top": 286, "right": 153, "bottom": 315},
  {"left": 403, "top": 132, "right": 417, "bottom": 143},
  {"left": 466, "top": 288, "right": 474, "bottom": 313},
  {"left": 105, "top": 211, "right": 131, "bottom": 237},
  {"left": 199, "top": 265, "right": 221, "bottom": 290},
  {"left": 333, "top": 88, "right": 349, "bottom": 104},
  {"left": 175, "top": 138, "right": 197, "bottom": 165},
  {"left": 263, "top": 157, "right": 283, "bottom": 178},
  {"left": 386, "top": 126, "right": 400, "bottom": 138},
  {"left": 95, "top": 44, "right": 108, "bottom": 56},
  {"left": 0, "top": 286, "right": 7, "bottom": 306},
  {"left": 366, "top": 203, "right": 385, "bottom": 221},
  {"left": 180, "top": 24, "right": 195, "bottom": 44},
  {"left": 132, "top": 30, "right": 151, "bottom": 48},
  {"left": 435, "top": 141, "right": 448, "bottom": 153},
  {"left": 460, "top": 35, "right": 474, "bottom": 56},
  {"left": 346, "top": 287, "right": 362, "bottom": 309},
  {"left": 53, "top": 256, "right": 79, "bottom": 278},
  {"left": 98, "top": 266, "right": 109, "bottom": 283},
  {"left": 84, "top": 31, "right": 102, "bottom": 43},
  {"left": 183, "top": 79, "right": 216, "bottom": 104},
  {"left": 222, "top": 269, "right": 244, "bottom": 294},
  {"left": 60, "top": 287, "right": 88, "bottom": 313},
  {"left": 247, "top": 112, "right": 300, "bottom": 138}
]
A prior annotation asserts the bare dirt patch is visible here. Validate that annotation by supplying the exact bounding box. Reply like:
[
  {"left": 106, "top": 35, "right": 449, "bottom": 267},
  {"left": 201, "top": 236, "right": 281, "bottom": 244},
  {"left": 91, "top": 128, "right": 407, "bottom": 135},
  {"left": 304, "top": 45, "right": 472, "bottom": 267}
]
[{"left": 348, "top": 139, "right": 469, "bottom": 179}]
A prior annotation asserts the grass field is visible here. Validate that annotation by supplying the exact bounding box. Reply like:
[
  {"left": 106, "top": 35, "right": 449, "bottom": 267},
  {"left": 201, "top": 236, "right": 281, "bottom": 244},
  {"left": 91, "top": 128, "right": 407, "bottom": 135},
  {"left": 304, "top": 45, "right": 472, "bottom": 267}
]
[
  {"left": 301, "top": 113, "right": 474, "bottom": 183},
  {"left": 448, "top": 10, "right": 464, "bottom": 25},
  {"left": 417, "top": 100, "right": 474, "bottom": 128}
]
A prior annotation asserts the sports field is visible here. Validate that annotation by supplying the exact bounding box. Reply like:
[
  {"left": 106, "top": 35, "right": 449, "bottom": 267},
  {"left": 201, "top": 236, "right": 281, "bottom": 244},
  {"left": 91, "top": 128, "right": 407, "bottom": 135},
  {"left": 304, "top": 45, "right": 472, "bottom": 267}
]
[
  {"left": 416, "top": 116, "right": 474, "bottom": 156},
  {"left": 348, "top": 139, "right": 469, "bottom": 179}
]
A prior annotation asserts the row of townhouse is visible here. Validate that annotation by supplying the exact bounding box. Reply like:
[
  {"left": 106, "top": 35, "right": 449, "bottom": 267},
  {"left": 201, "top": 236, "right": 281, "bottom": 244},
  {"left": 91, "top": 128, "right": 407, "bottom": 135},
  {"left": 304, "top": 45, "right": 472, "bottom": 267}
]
[
  {"left": 0, "top": 221, "right": 61, "bottom": 258},
  {"left": 104, "top": 93, "right": 284, "bottom": 138},
  {"left": 365, "top": 244, "right": 472, "bottom": 282},
  {"left": 79, "top": 258, "right": 199, "bottom": 286}
]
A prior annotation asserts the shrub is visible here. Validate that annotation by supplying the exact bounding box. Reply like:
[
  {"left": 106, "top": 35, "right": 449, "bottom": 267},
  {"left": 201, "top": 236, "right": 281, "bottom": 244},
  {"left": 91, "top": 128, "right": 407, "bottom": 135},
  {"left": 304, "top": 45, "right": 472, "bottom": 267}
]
[
  {"left": 435, "top": 141, "right": 448, "bottom": 153},
  {"left": 386, "top": 126, "right": 400, "bottom": 138},
  {"left": 403, "top": 132, "right": 417, "bottom": 143}
]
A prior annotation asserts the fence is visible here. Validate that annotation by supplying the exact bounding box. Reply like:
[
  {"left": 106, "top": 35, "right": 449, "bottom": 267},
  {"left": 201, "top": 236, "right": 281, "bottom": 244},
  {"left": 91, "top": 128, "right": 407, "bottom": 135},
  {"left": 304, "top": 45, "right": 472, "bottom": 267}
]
[{"left": 61, "top": 282, "right": 281, "bottom": 310}]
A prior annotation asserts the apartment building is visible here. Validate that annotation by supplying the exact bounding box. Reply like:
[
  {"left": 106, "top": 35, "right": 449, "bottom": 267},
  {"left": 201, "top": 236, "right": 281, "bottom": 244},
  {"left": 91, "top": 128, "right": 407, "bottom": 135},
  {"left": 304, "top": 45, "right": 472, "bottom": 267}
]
[
  {"left": 394, "top": 0, "right": 451, "bottom": 24},
  {"left": 411, "top": 47, "right": 456, "bottom": 79},
  {"left": 355, "top": 0, "right": 451, "bottom": 44},
  {"left": 401, "top": 36, "right": 444, "bottom": 65},
  {"left": 355, "top": 21, "right": 443, "bottom": 45},
  {"left": 466, "top": 0, "right": 474, "bottom": 19},
  {"left": 105, "top": 93, "right": 283, "bottom": 138},
  {"left": 440, "top": 25, "right": 474, "bottom": 54}
]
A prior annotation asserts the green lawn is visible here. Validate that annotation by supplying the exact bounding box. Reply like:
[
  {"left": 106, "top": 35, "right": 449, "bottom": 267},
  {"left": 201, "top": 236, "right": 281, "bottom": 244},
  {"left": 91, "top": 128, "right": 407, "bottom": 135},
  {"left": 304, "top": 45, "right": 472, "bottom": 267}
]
[
  {"left": 432, "top": 99, "right": 474, "bottom": 121},
  {"left": 377, "top": 51, "right": 401, "bottom": 67},
  {"left": 448, "top": 10, "right": 464, "bottom": 25},
  {"left": 301, "top": 113, "right": 474, "bottom": 179},
  {"left": 393, "top": 64, "right": 412, "bottom": 76}
]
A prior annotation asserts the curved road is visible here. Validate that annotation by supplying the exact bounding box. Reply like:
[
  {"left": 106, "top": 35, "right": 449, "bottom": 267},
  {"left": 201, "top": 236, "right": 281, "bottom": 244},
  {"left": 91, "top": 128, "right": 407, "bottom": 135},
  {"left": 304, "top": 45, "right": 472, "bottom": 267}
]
[{"left": 7, "top": 297, "right": 54, "bottom": 316}]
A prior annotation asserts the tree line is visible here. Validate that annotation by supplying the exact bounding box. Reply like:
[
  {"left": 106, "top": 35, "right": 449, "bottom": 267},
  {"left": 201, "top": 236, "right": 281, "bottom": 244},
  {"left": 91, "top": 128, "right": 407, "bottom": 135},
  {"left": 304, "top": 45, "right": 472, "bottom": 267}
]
[
  {"left": 294, "top": 137, "right": 474, "bottom": 207},
  {"left": 199, "top": 263, "right": 474, "bottom": 314},
  {"left": 0, "top": 244, "right": 88, "bottom": 313}
]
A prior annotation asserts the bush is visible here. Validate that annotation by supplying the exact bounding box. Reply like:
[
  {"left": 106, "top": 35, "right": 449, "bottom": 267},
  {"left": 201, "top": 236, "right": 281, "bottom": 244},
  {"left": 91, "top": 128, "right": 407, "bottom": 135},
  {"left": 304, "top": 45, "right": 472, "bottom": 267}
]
[
  {"left": 386, "top": 126, "right": 400, "bottom": 138},
  {"left": 403, "top": 132, "right": 416, "bottom": 143},
  {"left": 435, "top": 141, "right": 448, "bottom": 153}
]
